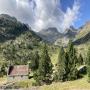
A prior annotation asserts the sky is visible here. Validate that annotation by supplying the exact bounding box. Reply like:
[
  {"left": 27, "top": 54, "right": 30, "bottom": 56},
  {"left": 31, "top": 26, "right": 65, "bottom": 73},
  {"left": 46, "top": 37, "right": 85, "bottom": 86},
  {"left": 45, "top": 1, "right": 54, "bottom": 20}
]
[{"left": 0, "top": 0, "right": 90, "bottom": 32}]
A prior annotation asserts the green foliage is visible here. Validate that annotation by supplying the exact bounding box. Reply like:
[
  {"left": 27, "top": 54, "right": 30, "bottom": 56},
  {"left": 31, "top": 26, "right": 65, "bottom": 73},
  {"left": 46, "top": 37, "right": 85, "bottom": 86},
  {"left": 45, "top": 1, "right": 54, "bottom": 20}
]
[
  {"left": 55, "top": 47, "right": 66, "bottom": 81},
  {"left": 2, "top": 29, "right": 42, "bottom": 65},
  {"left": 55, "top": 40, "right": 79, "bottom": 82},
  {"left": 87, "top": 47, "right": 90, "bottom": 82},
  {"left": 30, "top": 51, "right": 39, "bottom": 71},
  {"left": 66, "top": 40, "right": 78, "bottom": 80},
  {"left": 0, "top": 14, "right": 42, "bottom": 66},
  {"left": 34, "top": 44, "right": 53, "bottom": 85},
  {"left": 0, "top": 65, "right": 6, "bottom": 77},
  {"left": 78, "top": 54, "right": 84, "bottom": 65},
  {"left": 55, "top": 40, "right": 78, "bottom": 82}
]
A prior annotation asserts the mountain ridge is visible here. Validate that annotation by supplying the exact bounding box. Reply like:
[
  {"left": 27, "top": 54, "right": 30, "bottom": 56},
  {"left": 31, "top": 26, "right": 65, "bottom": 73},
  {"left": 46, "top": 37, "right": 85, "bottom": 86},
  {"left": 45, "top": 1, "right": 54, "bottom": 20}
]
[
  {"left": 0, "top": 14, "right": 44, "bottom": 64},
  {"left": 74, "top": 21, "right": 90, "bottom": 45},
  {"left": 38, "top": 26, "right": 77, "bottom": 46}
]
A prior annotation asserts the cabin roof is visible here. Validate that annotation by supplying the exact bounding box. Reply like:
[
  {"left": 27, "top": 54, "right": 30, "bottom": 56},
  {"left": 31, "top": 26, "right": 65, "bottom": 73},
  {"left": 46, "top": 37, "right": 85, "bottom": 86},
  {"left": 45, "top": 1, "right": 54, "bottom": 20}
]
[{"left": 8, "top": 65, "right": 29, "bottom": 76}]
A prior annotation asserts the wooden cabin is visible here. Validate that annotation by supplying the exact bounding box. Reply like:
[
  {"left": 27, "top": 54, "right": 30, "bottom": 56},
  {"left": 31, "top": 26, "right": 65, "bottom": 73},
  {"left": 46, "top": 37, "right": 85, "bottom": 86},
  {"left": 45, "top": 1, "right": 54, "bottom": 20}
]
[{"left": 7, "top": 65, "right": 29, "bottom": 82}]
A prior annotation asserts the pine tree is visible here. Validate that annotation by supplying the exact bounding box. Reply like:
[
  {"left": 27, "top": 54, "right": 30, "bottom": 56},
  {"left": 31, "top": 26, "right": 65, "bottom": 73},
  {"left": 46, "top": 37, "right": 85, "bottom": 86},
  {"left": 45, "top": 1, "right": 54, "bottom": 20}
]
[
  {"left": 56, "top": 47, "right": 66, "bottom": 81},
  {"left": 67, "top": 40, "right": 78, "bottom": 80},
  {"left": 64, "top": 52, "right": 70, "bottom": 80},
  {"left": 34, "top": 44, "right": 53, "bottom": 85},
  {"left": 87, "top": 47, "right": 90, "bottom": 82},
  {"left": 30, "top": 51, "right": 39, "bottom": 71},
  {"left": 78, "top": 54, "right": 83, "bottom": 65}
]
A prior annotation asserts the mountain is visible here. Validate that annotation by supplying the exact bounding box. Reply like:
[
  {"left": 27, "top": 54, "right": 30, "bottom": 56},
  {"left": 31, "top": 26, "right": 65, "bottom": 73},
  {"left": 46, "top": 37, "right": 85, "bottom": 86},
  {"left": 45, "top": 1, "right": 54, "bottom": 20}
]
[
  {"left": 74, "top": 21, "right": 90, "bottom": 45},
  {"left": 37, "top": 26, "right": 78, "bottom": 46},
  {"left": 0, "top": 14, "right": 42, "bottom": 43},
  {"left": 37, "top": 20, "right": 90, "bottom": 46},
  {"left": 37, "top": 27, "right": 63, "bottom": 43},
  {"left": 54, "top": 27, "right": 77, "bottom": 46},
  {"left": 0, "top": 14, "right": 43, "bottom": 64},
  {"left": 64, "top": 26, "right": 78, "bottom": 38}
]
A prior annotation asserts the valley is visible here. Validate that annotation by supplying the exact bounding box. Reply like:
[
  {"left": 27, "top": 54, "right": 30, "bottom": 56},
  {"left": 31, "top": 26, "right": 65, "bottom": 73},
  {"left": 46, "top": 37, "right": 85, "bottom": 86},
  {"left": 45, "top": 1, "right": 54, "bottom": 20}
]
[{"left": 0, "top": 14, "right": 90, "bottom": 90}]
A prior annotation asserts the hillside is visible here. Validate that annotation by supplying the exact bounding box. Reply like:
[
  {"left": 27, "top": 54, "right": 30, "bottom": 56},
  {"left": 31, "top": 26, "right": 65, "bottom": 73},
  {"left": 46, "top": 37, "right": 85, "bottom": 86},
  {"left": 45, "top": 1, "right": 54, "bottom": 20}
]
[
  {"left": 0, "top": 14, "right": 90, "bottom": 90},
  {"left": 54, "top": 27, "right": 77, "bottom": 46},
  {"left": 38, "top": 22, "right": 90, "bottom": 46},
  {"left": 38, "top": 27, "right": 77, "bottom": 46},
  {"left": 76, "top": 21, "right": 90, "bottom": 39},
  {"left": 74, "top": 21, "right": 90, "bottom": 45},
  {"left": 37, "top": 27, "right": 63, "bottom": 43},
  {"left": 64, "top": 27, "right": 77, "bottom": 38},
  {"left": 1, "top": 76, "right": 90, "bottom": 90},
  {"left": 0, "top": 14, "right": 42, "bottom": 43},
  {"left": 0, "top": 14, "right": 43, "bottom": 65},
  {"left": 39, "top": 76, "right": 90, "bottom": 90}
]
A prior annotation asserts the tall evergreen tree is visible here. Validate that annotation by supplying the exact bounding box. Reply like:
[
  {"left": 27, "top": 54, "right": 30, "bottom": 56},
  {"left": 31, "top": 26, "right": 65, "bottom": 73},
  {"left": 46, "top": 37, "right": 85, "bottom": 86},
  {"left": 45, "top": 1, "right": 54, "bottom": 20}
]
[
  {"left": 30, "top": 51, "right": 39, "bottom": 71},
  {"left": 34, "top": 44, "right": 53, "bottom": 85},
  {"left": 55, "top": 47, "right": 66, "bottom": 81},
  {"left": 67, "top": 40, "right": 78, "bottom": 80},
  {"left": 87, "top": 47, "right": 90, "bottom": 82},
  {"left": 78, "top": 54, "right": 83, "bottom": 65}
]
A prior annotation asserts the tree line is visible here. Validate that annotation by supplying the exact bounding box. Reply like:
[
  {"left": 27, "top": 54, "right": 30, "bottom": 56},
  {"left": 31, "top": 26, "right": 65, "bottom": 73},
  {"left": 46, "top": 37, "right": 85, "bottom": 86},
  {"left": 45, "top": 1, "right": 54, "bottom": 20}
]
[
  {"left": 0, "top": 40, "right": 90, "bottom": 86},
  {"left": 30, "top": 40, "right": 90, "bottom": 86}
]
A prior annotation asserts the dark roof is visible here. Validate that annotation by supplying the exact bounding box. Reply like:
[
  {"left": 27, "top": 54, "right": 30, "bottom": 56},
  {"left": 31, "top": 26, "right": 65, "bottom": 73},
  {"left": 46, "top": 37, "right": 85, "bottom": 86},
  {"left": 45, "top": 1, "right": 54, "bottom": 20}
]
[{"left": 8, "top": 65, "right": 29, "bottom": 76}]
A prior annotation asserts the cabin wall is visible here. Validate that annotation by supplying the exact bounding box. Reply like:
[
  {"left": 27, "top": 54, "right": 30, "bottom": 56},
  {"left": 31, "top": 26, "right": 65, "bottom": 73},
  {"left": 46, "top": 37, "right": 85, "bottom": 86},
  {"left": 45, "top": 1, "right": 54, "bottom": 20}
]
[{"left": 7, "top": 75, "right": 28, "bottom": 82}]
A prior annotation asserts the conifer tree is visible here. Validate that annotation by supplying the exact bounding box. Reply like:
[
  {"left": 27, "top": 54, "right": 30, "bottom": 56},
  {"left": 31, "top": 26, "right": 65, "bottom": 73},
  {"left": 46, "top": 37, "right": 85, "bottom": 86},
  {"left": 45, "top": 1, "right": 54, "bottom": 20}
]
[
  {"left": 56, "top": 47, "right": 66, "bottom": 81},
  {"left": 34, "top": 44, "right": 53, "bottom": 85},
  {"left": 87, "top": 47, "right": 90, "bottom": 82},
  {"left": 67, "top": 40, "right": 78, "bottom": 80},
  {"left": 78, "top": 54, "right": 83, "bottom": 65},
  {"left": 64, "top": 52, "right": 70, "bottom": 80},
  {"left": 30, "top": 51, "right": 39, "bottom": 71}
]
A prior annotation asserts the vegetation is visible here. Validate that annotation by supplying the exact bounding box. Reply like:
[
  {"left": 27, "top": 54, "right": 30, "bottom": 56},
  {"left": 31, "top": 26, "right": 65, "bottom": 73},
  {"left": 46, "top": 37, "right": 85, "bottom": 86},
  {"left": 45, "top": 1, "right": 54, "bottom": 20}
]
[
  {"left": 0, "top": 65, "right": 6, "bottom": 77},
  {"left": 78, "top": 54, "right": 84, "bottom": 65},
  {"left": 33, "top": 44, "right": 53, "bottom": 85},
  {"left": 0, "top": 14, "right": 43, "bottom": 67},
  {"left": 87, "top": 47, "right": 90, "bottom": 82},
  {"left": 30, "top": 51, "right": 39, "bottom": 71},
  {"left": 55, "top": 47, "right": 66, "bottom": 81},
  {"left": 0, "top": 14, "right": 90, "bottom": 90},
  {"left": 54, "top": 40, "right": 79, "bottom": 82},
  {"left": 39, "top": 76, "right": 90, "bottom": 90},
  {"left": 66, "top": 40, "right": 78, "bottom": 80}
]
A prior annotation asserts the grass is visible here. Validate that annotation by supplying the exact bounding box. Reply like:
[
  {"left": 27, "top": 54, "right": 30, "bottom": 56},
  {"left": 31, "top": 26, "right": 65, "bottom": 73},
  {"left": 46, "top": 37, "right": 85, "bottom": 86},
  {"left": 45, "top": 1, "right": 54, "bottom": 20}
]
[
  {"left": 13, "top": 78, "right": 35, "bottom": 88},
  {"left": 50, "top": 51, "right": 58, "bottom": 65},
  {"left": 50, "top": 48, "right": 59, "bottom": 65},
  {"left": 39, "top": 76, "right": 90, "bottom": 90},
  {"left": 1, "top": 75, "right": 90, "bottom": 90},
  {"left": 5, "top": 75, "right": 90, "bottom": 90},
  {"left": 0, "top": 76, "right": 7, "bottom": 86}
]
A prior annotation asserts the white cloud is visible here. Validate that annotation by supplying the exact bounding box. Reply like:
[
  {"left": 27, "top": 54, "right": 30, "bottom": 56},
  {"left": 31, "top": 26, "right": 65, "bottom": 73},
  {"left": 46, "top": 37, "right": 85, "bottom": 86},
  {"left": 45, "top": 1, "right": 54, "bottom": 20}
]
[
  {"left": 32, "top": 0, "right": 64, "bottom": 31},
  {"left": 61, "top": 1, "right": 80, "bottom": 32},
  {"left": 0, "top": 0, "right": 80, "bottom": 32}
]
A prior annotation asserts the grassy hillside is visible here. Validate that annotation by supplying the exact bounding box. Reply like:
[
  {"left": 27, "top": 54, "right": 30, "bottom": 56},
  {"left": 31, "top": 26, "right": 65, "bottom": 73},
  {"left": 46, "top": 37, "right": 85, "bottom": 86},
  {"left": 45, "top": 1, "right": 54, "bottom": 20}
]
[
  {"left": 39, "top": 76, "right": 89, "bottom": 90},
  {"left": 0, "top": 14, "right": 43, "bottom": 65},
  {"left": 74, "top": 21, "right": 90, "bottom": 45},
  {"left": 0, "top": 14, "right": 58, "bottom": 66},
  {"left": 3, "top": 76, "right": 89, "bottom": 90},
  {"left": 76, "top": 21, "right": 90, "bottom": 39},
  {"left": 0, "top": 14, "right": 90, "bottom": 90}
]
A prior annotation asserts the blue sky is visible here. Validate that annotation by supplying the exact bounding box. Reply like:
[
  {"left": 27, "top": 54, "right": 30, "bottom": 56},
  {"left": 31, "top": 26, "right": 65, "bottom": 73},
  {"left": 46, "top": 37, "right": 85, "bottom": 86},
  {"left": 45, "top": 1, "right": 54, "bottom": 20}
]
[
  {"left": 61, "top": 0, "right": 90, "bottom": 28},
  {"left": 0, "top": 0, "right": 89, "bottom": 31},
  {"left": 76, "top": 0, "right": 90, "bottom": 28}
]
